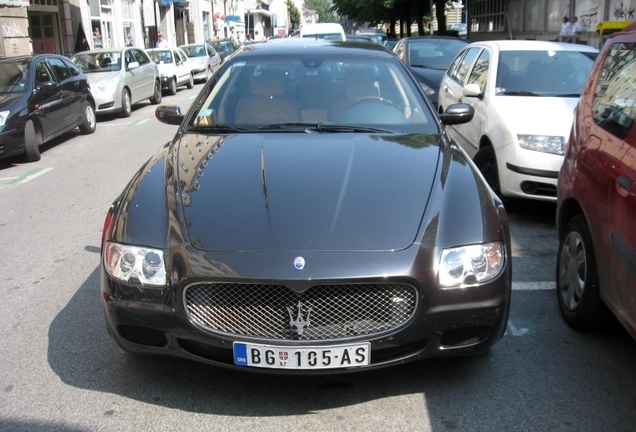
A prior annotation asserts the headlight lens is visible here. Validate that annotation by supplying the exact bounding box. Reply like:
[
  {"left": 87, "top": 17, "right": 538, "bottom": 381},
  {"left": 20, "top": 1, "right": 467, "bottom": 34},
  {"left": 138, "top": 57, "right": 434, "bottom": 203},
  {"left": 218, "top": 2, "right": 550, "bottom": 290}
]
[
  {"left": 517, "top": 135, "right": 564, "bottom": 155},
  {"left": 419, "top": 82, "right": 435, "bottom": 96},
  {"left": 0, "top": 110, "right": 9, "bottom": 127},
  {"left": 104, "top": 242, "right": 166, "bottom": 286},
  {"left": 94, "top": 81, "right": 117, "bottom": 94},
  {"left": 439, "top": 242, "right": 505, "bottom": 287}
]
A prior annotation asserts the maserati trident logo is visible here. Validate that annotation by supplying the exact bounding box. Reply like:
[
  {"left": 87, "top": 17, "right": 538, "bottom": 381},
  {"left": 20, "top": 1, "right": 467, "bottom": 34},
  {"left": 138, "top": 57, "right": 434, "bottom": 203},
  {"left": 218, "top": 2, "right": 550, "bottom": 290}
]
[
  {"left": 287, "top": 301, "right": 311, "bottom": 336},
  {"left": 294, "top": 256, "right": 305, "bottom": 270}
]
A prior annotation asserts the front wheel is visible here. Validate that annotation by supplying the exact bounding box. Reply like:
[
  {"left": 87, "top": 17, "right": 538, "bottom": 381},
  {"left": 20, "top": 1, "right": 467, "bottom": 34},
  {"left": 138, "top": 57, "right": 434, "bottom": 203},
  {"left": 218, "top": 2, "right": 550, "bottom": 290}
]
[
  {"left": 79, "top": 101, "right": 97, "bottom": 134},
  {"left": 186, "top": 73, "right": 194, "bottom": 89},
  {"left": 120, "top": 89, "right": 132, "bottom": 118},
  {"left": 149, "top": 80, "right": 162, "bottom": 104},
  {"left": 168, "top": 77, "right": 177, "bottom": 95},
  {"left": 473, "top": 146, "right": 501, "bottom": 196},
  {"left": 556, "top": 214, "right": 609, "bottom": 330},
  {"left": 24, "top": 120, "right": 41, "bottom": 162}
]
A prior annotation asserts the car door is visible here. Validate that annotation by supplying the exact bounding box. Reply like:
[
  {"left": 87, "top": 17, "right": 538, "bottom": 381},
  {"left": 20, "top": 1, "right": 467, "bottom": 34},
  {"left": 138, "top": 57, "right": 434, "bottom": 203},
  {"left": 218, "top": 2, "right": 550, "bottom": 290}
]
[
  {"left": 206, "top": 44, "right": 221, "bottom": 72},
  {"left": 124, "top": 48, "right": 146, "bottom": 102},
  {"left": 132, "top": 48, "right": 154, "bottom": 99},
  {"left": 441, "top": 47, "right": 482, "bottom": 152},
  {"left": 46, "top": 56, "right": 81, "bottom": 128},
  {"left": 174, "top": 49, "right": 190, "bottom": 84},
  {"left": 31, "top": 58, "right": 65, "bottom": 138}
]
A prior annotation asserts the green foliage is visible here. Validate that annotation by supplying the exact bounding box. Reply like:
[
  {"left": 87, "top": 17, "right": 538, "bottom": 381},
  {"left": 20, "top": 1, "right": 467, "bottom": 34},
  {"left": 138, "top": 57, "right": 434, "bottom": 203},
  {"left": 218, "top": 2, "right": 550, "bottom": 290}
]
[
  {"left": 306, "top": 0, "right": 339, "bottom": 23},
  {"left": 287, "top": 1, "right": 301, "bottom": 28}
]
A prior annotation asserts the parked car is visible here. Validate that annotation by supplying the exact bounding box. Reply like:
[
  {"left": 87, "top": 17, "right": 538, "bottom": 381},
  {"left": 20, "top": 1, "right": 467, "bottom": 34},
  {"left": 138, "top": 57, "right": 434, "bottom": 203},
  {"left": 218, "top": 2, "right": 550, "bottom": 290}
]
[
  {"left": 345, "top": 34, "right": 374, "bottom": 43},
  {"left": 179, "top": 43, "right": 222, "bottom": 83},
  {"left": 355, "top": 28, "right": 388, "bottom": 44},
  {"left": 556, "top": 23, "right": 636, "bottom": 341},
  {"left": 71, "top": 47, "right": 162, "bottom": 118},
  {"left": 147, "top": 47, "right": 194, "bottom": 94},
  {"left": 101, "top": 39, "right": 512, "bottom": 372},
  {"left": 448, "top": 23, "right": 468, "bottom": 37},
  {"left": 438, "top": 40, "right": 598, "bottom": 201},
  {"left": 393, "top": 36, "right": 469, "bottom": 108},
  {"left": 209, "top": 38, "right": 243, "bottom": 63},
  {"left": 300, "top": 23, "right": 346, "bottom": 41},
  {"left": 0, "top": 54, "right": 96, "bottom": 162}
]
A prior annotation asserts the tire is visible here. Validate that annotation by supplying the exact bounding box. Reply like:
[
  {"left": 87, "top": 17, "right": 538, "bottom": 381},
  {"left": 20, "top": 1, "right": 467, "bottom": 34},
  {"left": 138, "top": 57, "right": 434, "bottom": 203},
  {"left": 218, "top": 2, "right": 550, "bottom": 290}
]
[
  {"left": 24, "top": 120, "right": 41, "bottom": 162},
  {"left": 120, "top": 89, "right": 132, "bottom": 118},
  {"left": 186, "top": 73, "right": 194, "bottom": 89},
  {"left": 556, "top": 214, "right": 609, "bottom": 331},
  {"left": 149, "top": 79, "right": 162, "bottom": 104},
  {"left": 473, "top": 146, "right": 502, "bottom": 196},
  {"left": 168, "top": 77, "right": 177, "bottom": 95},
  {"left": 79, "top": 101, "right": 96, "bottom": 134}
]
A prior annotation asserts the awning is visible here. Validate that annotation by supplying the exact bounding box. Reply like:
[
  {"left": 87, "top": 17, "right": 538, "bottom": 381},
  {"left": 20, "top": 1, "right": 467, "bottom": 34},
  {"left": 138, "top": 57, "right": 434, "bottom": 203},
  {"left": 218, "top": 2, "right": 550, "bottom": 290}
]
[
  {"left": 247, "top": 9, "right": 272, "bottom": 18},
  {"left": 225, "top": 15, "right": 242, "bottom": 22}
]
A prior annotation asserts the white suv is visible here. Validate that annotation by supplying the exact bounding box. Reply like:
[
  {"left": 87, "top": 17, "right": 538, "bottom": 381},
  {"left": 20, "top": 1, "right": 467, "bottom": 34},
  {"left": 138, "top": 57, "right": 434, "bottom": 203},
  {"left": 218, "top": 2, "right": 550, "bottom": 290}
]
[{"left": 438, "top": 40, "right": 598, "bottom": 201}]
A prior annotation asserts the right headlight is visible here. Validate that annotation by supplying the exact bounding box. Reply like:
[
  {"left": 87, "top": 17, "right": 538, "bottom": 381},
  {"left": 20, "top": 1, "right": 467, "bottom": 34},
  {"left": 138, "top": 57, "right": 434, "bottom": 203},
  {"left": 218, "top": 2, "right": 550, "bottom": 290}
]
[
  {"left": 0, "top": 110, "right": 10, "bottom": 127},
  {"left": 517, "top": 135, "right": 565, "bottom": 155},
  {"left": 104, "top": 241, "right": 166, "bottom": 287},
  {"left": 93, "top": 81, "right": 118, "bottom": 95},
  {"left": 438, "top": 242, "right": 505, "bottom": 288}
]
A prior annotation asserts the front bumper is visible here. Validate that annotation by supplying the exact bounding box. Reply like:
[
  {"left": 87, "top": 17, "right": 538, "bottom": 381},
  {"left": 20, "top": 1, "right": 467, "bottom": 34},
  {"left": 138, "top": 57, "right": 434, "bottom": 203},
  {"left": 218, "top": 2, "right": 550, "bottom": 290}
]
[
  {"left": 93, "top": 91, "right": 121, "bottom": 114},
  {"left": 101, "top": 267, "right": 511, "bottom": 373}
]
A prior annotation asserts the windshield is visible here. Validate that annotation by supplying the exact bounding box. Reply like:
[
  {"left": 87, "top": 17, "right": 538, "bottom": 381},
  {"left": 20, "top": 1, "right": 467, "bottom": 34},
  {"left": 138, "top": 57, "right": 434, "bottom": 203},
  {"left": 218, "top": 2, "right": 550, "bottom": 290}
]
[
  {"left": 182, "top": 45, "right": 206, "bottom": 57},
  {"left": 211, "top": 41, "right": 232, "bottom": 52},
  {"left": 72, "top": 51, "right": 121, "bottom": 72},
  {"left": 496, "top": 49, "right": 597, "bottom": 96},
  {"left": 0, "top": 60, "right": 29, "bottom": 94},
  {"left": 408, "top": 39, "right": 469, "bottom": 68},
  {"left": 189, "top": 53, "right": 436, "bottom": 134},
  {"left": 147, "top": 49, "right": 174, "bottom": 64}
]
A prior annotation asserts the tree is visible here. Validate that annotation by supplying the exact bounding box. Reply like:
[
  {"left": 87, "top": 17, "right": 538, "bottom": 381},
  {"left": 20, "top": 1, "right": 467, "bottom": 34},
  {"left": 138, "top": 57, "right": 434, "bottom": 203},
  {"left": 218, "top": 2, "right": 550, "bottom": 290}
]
[
  {"left": 306, "top": 0, "right": 339, "bottom": 24},
  {"left": 287, "top": 0, "right": 301, "bottom": 29}
]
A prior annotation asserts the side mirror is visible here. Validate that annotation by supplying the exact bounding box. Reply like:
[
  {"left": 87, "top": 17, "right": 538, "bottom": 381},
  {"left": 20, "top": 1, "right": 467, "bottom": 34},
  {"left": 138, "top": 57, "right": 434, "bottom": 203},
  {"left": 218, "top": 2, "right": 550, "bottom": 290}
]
[
  {"left": 155, "top": 105, "right": 184, "bottom": 125},
  {"left": 127, "top": 61, "right": 140, "bottom": 70},
  {"left": 439, "top": 103, "right": 474, "bottom": 125},
  {"left": 463, "top": 83, "right": 483, "bottom": 99}
]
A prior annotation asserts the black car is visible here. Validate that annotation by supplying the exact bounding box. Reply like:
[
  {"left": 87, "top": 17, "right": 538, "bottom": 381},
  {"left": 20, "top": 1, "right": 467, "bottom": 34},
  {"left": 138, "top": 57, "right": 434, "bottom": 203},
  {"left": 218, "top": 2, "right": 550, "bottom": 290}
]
[
  {"left": 0, "top": 55, "right": 96, "bottom": 162},
  {"left": 101, "top": 40, "right": 511, "bottom": 373},
  {"left": 393, "top": 36, "right": 469, "bottom": 108},
  {"left": 209, "top": 37, "right": 243, "bottom": 63}
]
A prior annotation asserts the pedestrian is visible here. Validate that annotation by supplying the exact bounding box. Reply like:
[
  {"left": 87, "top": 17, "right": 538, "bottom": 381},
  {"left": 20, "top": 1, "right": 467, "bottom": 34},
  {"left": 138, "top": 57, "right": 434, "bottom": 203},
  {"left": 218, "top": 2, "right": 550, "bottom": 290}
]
[
  {"left": 570, "top": 16, "right": 583, "bottom": 42},
  {"left": 156, "top": 33, "right": 169, "bottom": 48},
  {"left": 559, "top": 17, "right": 572, "bottom": 42},
  {"left": 93, "top": 27, "right": 103, "bottom": 48}
]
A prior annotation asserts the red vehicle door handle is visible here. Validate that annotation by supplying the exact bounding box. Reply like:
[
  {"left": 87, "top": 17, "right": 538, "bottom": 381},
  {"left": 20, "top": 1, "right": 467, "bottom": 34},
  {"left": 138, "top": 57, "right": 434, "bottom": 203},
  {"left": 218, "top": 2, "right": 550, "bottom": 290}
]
[{"left": 616, "top": 175, "right": 632, "bottom": 193}]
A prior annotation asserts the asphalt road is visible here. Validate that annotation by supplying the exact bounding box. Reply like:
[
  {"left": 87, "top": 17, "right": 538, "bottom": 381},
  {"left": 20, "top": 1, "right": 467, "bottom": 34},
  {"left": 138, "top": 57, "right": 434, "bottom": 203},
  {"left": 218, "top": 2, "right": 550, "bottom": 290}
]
[{"left": 1, "top": 86, "right": 635, "bottom": 431}]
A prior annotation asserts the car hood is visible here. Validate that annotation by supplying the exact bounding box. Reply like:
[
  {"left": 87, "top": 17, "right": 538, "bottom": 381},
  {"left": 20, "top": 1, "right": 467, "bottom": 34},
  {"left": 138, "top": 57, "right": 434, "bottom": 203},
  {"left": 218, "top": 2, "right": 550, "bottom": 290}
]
[
  {"left": 188, "top": 57, "right": 206, "bottom": 66},
  {"left": 0, "top": 92, "right": 22, "bottom": 108},
  {"left": 409, "top": 67, "right": 446, "bottom": 89},
  {"left": 85, "top": 71, "right": 121, "bottom": 85},
  {"left": 492, "top": 96, "right": 578, "bottom": 137},
  {"left": 177, "top": 133, "right": 442, "bottom": 252}
]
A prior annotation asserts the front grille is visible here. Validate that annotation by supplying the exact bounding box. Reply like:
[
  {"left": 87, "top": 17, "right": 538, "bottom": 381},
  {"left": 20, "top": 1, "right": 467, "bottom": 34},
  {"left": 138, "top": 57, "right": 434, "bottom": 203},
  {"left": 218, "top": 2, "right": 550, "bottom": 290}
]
[{"left": 184, "top": 282, "right": 418, "bottom": 341}]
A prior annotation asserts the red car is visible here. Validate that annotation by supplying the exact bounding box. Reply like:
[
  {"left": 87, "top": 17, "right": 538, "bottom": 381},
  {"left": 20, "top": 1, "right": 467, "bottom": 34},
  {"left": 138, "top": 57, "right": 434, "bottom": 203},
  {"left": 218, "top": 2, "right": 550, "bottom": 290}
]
[{"left": 556, "top": 22, "right": 636, "bottom": 340}]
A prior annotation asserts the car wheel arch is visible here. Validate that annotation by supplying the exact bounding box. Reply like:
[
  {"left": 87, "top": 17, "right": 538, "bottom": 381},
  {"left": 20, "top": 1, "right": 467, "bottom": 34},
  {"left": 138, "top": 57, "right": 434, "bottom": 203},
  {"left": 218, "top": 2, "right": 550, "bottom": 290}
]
[{"left": 557, "top": 198, "right": 584, "bottom": 239}]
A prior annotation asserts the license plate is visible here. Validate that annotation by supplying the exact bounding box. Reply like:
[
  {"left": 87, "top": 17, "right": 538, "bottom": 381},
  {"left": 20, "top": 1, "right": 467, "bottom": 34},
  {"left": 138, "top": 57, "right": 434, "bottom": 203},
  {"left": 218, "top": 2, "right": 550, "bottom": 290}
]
[{"left": 233, "top": 342, "right": 370, "bottom": 370}]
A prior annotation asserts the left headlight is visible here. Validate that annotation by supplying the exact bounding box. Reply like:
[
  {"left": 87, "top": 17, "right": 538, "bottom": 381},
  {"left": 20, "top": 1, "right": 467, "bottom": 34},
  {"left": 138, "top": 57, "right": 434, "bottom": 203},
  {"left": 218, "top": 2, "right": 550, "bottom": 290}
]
[
  {"left": 0, "top": 110, "right": 10, "bottom": 127},
  {"left": 93, "top": 81, "right": 118, "bottom": 95},
  {"left": 104, "top": 241, "right": 166, "bottom": 286},
  {"left": 438, "top": 242, "right": 505, "bottom": 288},
  {"left": 419, "top": 82, "right": 435, "bottom": 96},
  {"left": 517, "top": 135, "right": 564, "bottom": 156}
]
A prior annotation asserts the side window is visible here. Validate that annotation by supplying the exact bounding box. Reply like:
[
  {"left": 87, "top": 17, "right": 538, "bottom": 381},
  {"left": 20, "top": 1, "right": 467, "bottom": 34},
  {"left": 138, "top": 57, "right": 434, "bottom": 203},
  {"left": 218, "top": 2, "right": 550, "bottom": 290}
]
[
  {"left": 34, "top": 60, "right": 56, "bottom": 85},
  {"left": 132, "top": 49, "right": 149, "bottom": 65},
  {"left": 61, "top": 57, "right": 81, "bottom": 76},
  {"left": 467, "top": 49, "right": 490, "bottom": 90},
  {"left": 47, "top": 57, "right": 71, "bottom": 81},
  {"left": 447, "top": 49, "right": 466, "bottom": 80},
  {"left": 455, "top": 48, "right": 481, "bottom": 84},
  {"left": 592, "top": 42, "right": 636, "bottom": 140},
  {"left": 394, "top": 42, "right": 404, "bottom": 59},
  {"left": 124, "top": 50, "right": 135, "bottom": 67}
]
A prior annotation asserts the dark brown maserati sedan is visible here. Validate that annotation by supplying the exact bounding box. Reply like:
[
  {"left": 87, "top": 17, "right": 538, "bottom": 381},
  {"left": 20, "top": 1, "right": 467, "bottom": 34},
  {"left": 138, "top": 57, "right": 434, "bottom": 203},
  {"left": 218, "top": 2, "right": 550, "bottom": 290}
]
[
  {"left": 101, "top": 40, "right": 512, "bottom": 373},
  {"left": 0, "top": 54, "right": 96, "bottom": 162}
]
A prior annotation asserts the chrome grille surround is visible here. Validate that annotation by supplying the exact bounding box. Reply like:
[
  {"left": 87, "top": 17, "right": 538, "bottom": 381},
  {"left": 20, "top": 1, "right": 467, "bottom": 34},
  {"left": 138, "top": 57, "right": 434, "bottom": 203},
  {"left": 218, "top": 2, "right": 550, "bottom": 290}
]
[{"left": 184, "top": 282, "right": 418, "bottom": 341}]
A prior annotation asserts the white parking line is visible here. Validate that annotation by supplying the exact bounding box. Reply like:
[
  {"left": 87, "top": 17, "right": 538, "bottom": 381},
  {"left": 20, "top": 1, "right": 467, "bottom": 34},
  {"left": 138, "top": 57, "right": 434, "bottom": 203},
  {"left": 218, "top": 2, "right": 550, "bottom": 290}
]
[{"left": 512, "top": 281, "right": 555, "bottom": 290}]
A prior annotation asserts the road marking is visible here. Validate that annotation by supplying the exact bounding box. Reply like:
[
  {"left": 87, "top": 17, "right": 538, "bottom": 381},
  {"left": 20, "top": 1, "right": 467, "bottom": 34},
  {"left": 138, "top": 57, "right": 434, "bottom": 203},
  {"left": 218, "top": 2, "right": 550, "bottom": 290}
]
[
  {"left": 0, "top": 167, "right": 53, "bottom": 189},
  {"left": 506, "top": 320, "right": 530, "bottom": 336},
  {"left": 512, "top": 281, "right": 555, "bottom": 290}
]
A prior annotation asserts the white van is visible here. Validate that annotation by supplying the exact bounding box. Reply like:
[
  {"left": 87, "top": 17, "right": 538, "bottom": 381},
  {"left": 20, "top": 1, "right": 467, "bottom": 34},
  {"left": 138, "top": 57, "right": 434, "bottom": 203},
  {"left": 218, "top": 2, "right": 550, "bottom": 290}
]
[{"left": 300, "top": 23, "right": 346, "bottom": 41}]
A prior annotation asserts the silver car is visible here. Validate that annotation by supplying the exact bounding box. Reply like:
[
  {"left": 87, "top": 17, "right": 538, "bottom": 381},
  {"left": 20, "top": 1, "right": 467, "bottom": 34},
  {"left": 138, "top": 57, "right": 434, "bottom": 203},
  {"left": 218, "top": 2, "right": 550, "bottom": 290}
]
[
  {"left": 71, "top": 47, "right": 162, "bottom": 118},
  {"left": 179, "top": 43, "right": 221, "bottom": 83}
]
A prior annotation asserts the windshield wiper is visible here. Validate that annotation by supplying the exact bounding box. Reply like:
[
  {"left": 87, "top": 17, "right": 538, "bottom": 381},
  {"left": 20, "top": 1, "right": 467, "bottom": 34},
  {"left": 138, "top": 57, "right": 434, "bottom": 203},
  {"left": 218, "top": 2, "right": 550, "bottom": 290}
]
[
  {"left": 498, "top": 90, "right": 544, "bottom": 96},
  {"left": 259, "top": 122, "right": 394, "bottom": 133},
  {"left": 187, "top": 124, "right": 246, "bottom": 133},
  {"left": 411, "top": 64, "right": 434, "bottom": 69}
]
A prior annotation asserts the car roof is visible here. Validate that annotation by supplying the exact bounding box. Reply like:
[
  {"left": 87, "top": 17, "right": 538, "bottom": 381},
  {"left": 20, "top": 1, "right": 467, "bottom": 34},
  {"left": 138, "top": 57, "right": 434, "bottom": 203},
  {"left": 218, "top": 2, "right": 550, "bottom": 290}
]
[
  {"left": 401, "top": 36, "right": 467, "bottom": 42},
  {"left": 237, "top": 39, "right": 395, "bottom": 57},
  {"left": 468, "top": 40, "right": 599, "bottom": 52}
]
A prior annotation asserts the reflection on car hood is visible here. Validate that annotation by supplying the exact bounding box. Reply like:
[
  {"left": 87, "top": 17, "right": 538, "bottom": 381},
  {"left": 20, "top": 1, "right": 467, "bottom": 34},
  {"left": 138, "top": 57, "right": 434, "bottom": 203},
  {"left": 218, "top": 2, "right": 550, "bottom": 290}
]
[
  {"left": 494, "top": 96, "right": 578, "bottom": 137},
  {"left": 177, "top": 133, "right": 442, "bottom": 252},
  {"left": 0, "top": 92, "right": 22, "bottom": 108},
  {"left": 85, "top": 71, "right": 121, "bottom": 86},
  {"left": 409, "top": 67, "right": 446, "bottom": 88}
]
